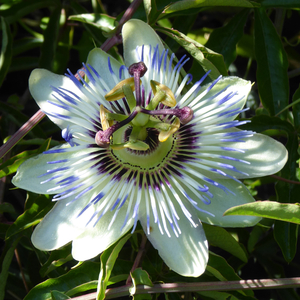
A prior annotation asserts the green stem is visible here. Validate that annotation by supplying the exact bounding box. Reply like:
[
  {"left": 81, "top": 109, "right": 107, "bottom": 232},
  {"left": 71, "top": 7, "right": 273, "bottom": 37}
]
[
  {"left": 69, "top": 277, "right": 300, "bottom": 299},
  {"left": 275, "top": 97, "right": 300, "bottom": 117}
]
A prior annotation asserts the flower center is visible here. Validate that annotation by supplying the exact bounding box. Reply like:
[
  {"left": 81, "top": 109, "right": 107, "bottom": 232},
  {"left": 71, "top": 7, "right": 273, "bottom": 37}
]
[{"left": 94, "top": 62, "right": 193, "bottom": 153}]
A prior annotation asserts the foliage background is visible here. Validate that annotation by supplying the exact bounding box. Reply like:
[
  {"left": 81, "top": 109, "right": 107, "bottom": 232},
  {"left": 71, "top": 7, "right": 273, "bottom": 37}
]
[{"left": 1, "top": 0, "right": 300, "bottom": 299}]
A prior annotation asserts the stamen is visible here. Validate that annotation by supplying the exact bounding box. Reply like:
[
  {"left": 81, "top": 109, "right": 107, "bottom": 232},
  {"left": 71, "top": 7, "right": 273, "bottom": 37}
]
[
  {"left": 140, "top": 106, "right": 193, "bottom": 125},
  {"left": 148, "top": 80, "right": 176, "bottom": 108},
  {"left": 95, "top": 110, "right": 138, "bottom": 148}
]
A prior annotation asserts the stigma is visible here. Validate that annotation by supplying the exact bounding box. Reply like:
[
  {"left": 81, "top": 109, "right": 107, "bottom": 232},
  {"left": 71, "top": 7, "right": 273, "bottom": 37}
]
[{"left": 95, "top": 61, "right": 193, "bottom": 150}]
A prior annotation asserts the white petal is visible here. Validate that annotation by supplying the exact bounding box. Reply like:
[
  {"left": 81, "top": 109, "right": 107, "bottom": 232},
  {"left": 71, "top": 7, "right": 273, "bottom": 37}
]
[
  {"left": 31, "top": 192, "right": 95, "bottom": 250},
  {"left": 72, "top": 204, "right": 134, "bottom": 261},
  {"left": 12, "top": 144, "right": 71, "bottom": 194},
  {"left": 184, "top": 77, "right": 252, "bottom": 123},
  {"left": 29, "top": 69, "right": 83, "bottom": 129},
  {"left": 122, "top": 19, "right": 165, "bottom": 67},
  {"left": 207, "top": 133, "right": 288, "bottom": 179},
  {"left": 86, "top": 48, "right": 124, "bottom": 90},
  {"left": 139, "top": 205, "right": 208, "bottom": 277},
  {"left": 194, "top": 179, "right": 261, "bottom": 227}
]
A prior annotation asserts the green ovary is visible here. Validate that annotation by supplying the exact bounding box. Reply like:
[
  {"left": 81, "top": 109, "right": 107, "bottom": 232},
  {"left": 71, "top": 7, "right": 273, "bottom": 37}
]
[{"left": 112, "top": 125, "right": 175, "bottom": 169}]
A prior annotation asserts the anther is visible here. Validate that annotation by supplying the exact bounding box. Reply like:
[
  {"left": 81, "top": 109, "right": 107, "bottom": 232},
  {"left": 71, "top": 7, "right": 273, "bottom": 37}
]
[
  {"left": 177, "top": 106, "right": 194, "bottom": 124},
  {"left": 100, "top": 105, "right": 113, "bottom": 131},
  {"left": 105, "top": 77, "right": 136, "bottom": 101},
  {"left": 95, "top": 110, "right": 138, "bottom": 148}
]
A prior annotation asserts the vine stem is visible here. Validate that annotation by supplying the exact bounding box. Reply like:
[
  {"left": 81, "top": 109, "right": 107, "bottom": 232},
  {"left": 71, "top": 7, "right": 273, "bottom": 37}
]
[
  {"left": 69, "top": 277, "right": 300, "bottom": 299},
  {"left": 126, "top": 233, "right": 148, "bottom": 285},
  {"left": 14, "top": 248, "right": 29, "bottom": 293},
  {"left": 0, "top": 109, "right": 45, "bottom": 159},
  {"left": 271, "top": 174, "right": 300, "bottom": 185}
]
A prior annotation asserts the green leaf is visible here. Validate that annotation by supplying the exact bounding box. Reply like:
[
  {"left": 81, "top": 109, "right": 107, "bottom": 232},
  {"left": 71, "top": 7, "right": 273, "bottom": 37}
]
[
  {"left": 50, "top": 291, "right": 71, "bottom": 300},
  {"left": 12, "top": 37, "right": 43, "bottom": 56},
  {"left": 224, "top": 201, "right": 300, "bottom": 224},
  {"left": 65, "top": 281, "right": 98, "bottom": 297},
  {"left": 274, "top": 220, "right": 298, "bottom": 263},
  {"left": 197, "top": 291, "right": 239, "bottom": 300},
  {"left": 40, "top": 246, "right": 73, "bottom": 277},
  {"left": 68, "top": 0, "right": 106, "bottom": 47},
  {"left": 164, "top": 0, "right": 257, "bottom": 14},
  {"left": 0, "top": 138, "right": 51, "bottom": 178},
  {"left": 5, "top": 193, "right": 54, "bottom": 240},
  {"left": 24, "top": 262, "right": 100, "bottom": 300},
  {"left": 0, "top": 202, "right": 15, "bottom": 215},
  {"left": 203, "top": 224, "right": 248, "bottom": 262},
  {"left": 260, "top": 0, "right": 300, "bottom": 7},
  {"left": 1, "top": 0, "right": 60, "bottom": 25},
  {"left": 97, "top": 232, "right": 134, "bottom": 300},
  {"left": 39, "top": 5, "right": 61, "bottom": 70},
  {"left": 292, "top": 84, "right": 300, "bottom": 132},
  {"left": 197, "top": 290, "right": 256, "bottom": 300},
  {"left": 254, "top": 8, "right": 289, "bottom": 116},
  {"left": 129, "top": 268, "right": 153, "bottom": 300},
  {"left": 156, "top": 26, "right": 227, "bottom": 79},
  {"left": 9, "top": 56, "right": 39, "bottom": 72},
  {"left": 130, "top": 268, "right": 153, "bottom": 287},
  {"left": 68, "top": 13, "right": 117, "bottom": 35},
  {"left": 143, "top": 0, "right": 163, "bottom": 24},
  {"left": 206, "top": 252, "right": 241, "bottom": 281},
  {"left": 0, "top": 17, "right": 12, "bottom": 87},
  {"left": 205, "top": 9, "right": 249, "bottom": 67},
  {"left": 0, "top": 237, "right": 22, "bottom": 300},
  {"left": 247, "top": 225, "right": 266, "bottom": 253}
]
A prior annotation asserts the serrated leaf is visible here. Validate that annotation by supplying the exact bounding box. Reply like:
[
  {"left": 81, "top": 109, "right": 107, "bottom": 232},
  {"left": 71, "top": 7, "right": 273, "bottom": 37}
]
[
  {"left": 203, "top": 224, "right": 248, "bottom": 262},
  {"left": 254, "top": 8, "right": 289, "bottom": 116},
  {"left": 24, "top": 262, "right": 100, "bottom": 300},
  {"left": 224, "top": 201, "right": 300, "bottom": 224},
  {"left": 156, "top": 26, "right": 227, "bottom": 79},
  {"left": 205, "top": 9, "right": 249, "bottom": 67},
  {"left": 0, "top": 17, "right": 12, "bottom": 87}
]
